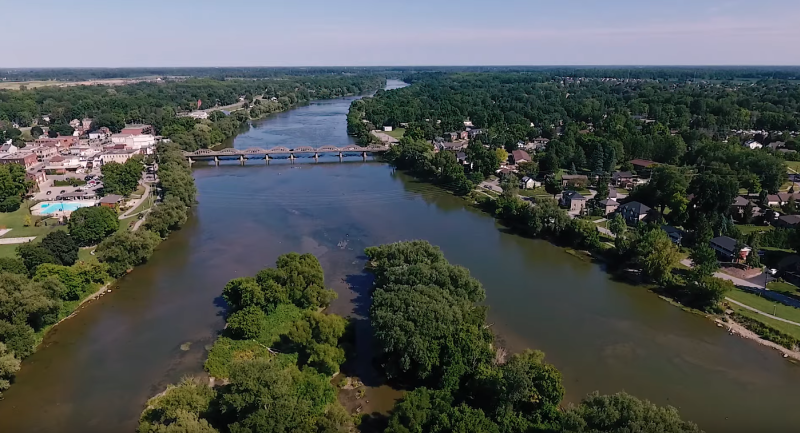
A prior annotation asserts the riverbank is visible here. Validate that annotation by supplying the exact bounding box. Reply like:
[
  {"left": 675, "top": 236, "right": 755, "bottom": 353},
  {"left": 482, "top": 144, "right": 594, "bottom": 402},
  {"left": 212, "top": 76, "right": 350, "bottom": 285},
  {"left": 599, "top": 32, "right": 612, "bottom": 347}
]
[{"left": 718, "top": 318, "right": 800, "bottom": 361}]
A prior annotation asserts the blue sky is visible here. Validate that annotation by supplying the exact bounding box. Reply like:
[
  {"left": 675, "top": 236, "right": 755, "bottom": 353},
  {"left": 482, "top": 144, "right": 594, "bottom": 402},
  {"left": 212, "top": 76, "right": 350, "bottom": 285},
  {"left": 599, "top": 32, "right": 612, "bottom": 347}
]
[{"left": 4, "top": 0, "right": 800, "bottom": 67}]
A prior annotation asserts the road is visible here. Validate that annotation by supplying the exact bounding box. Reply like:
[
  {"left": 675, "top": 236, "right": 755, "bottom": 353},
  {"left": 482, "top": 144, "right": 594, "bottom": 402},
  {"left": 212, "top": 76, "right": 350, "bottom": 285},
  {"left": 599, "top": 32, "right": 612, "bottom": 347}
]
[{"left": 119, "top": 182, "right": 151, "bottom": 219}]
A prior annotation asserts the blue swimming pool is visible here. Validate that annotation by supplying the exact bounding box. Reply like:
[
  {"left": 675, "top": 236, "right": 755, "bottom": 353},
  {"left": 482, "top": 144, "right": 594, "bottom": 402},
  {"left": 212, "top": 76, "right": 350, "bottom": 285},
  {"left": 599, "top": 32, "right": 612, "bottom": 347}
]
[{"left": 37, "top": 201, "right": 95, "bottom": 215}]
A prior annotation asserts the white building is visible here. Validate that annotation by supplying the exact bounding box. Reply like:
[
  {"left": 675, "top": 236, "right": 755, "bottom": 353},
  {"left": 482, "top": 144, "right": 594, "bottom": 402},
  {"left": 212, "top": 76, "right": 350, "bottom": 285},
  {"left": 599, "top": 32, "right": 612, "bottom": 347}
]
[
  {"left": 98, "top": 148, "right": 140, "bottom": 165},
  {"left": 744, "top": 140, "right": 763, "bottom": 150},
  {"left": 29, "top": 145, "right": 59, "bottom": 161},
  {"left": 111, "top": 134, "right": 157, "bottom": 150},
  {"left": 89, "top": 130, "right": 109, "bottom": 140},
  {"left": 185, "top": 111, "right": 209, "bottom": 120}
]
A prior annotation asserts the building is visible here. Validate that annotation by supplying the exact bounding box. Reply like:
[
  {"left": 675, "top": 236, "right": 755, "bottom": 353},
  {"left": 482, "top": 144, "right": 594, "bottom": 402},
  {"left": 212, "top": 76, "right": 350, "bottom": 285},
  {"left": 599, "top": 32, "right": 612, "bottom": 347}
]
[
  {"left": 0, "top": 143, "right": 18, "bottom": 154},
  {"left": 382, "top": 125, "right": 393, "bottom": 132},
  {"left": 730, "top": 196, "right": 754, "bottom": 215},
  {"left": 99, "top": 194, "right": 124, "bottom": 208},
  {"left": 744, "top": 140, "right": 763, "bottom": 150},
  {"left": 59, "top": 191, "right": 96, "bottom": 201},
  {"left": 510, "top": 150, "right": 531, "bottom": 165},
  {"left": 520, "top": 176, "right": 540, "bottom": 190},
  {"left": 458, "top": 131, "right": 469, "bottom": 140},
  {"left": 599, "top": 198, "right": 619, "bottom": 215},
  {"left": 29, "top": 145, "right": 59, "bottom": 161},
  {"left": 710, "top": 236, "right": 751, "bottom": 263},
  {"left": 111, "top": 134, "right": 157, "bottom": 150},
  {"left": 35, "top": 136, "right": 78, "bottom": 148},
  {"left": 88, "top": 130, "right": 109, "bottom": 140},
  {"left": 44, "top": 154, "right": 83, "bottom": 173},
  {"left": 184, "top": 111, "right": 209, "bottom": 120},
  {"left": 616, "top": 201, "right": 651, "bottom": 225},
  {"left": 121, "top": 124, "right": 154, "bottom": 135},
  {"left": 766, "top": 194, "right": 781, "bottom": 206},
  {"left": 561, "top": 191, "right": 587, "bottom": 212},
  {"left": 467, "top": 129, "right": 483, "bottom": 139},
  {"left": 445, "top": 132, "right": 459, "bottom": 142},
  {"left": 661, "top": 225, "right": 685, "bottom": 245},
  {"left": 561, "top": 174, "right": 588, "bottom": 187},
  {"left": 98, "top": 148, "right": 140, "bottom": 165},
  {"left": 611, "top": 171, "right": 634, "bottom": 186},
  {"left": 0, "top": 152, "right": 38, "bottom": 168},
  {"left": 629, "top": 159, "right": 658, "bottom": 172},
  {"left": 775, "top": 214, "right": 800, "bottom": 228}
]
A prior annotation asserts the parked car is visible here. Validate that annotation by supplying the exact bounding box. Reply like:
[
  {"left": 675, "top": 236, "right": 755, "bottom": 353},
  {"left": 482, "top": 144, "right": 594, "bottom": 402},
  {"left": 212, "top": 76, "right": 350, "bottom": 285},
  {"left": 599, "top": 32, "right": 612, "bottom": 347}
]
[
  {"left": 46, "top": 191, "right": 52, "bottom": 195},
  {"left": 84, "top": 176, "right": 93, "bottom": 181},
  {"left": 60, "top": 190, "right": 66, "bottom": 194}
]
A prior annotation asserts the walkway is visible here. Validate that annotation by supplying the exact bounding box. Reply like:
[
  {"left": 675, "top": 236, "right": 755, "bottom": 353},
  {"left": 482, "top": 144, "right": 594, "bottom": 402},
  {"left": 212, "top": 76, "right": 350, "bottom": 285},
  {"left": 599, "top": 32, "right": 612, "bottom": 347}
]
[
  {"left": 725, "top": 297, "right": 800, "bottom": 328},
  {"left": 0, "top": 236, "right": 37, "bottom": 244},
  {"left": 119, "top": 183, "right": 151, "bottom": 220}
]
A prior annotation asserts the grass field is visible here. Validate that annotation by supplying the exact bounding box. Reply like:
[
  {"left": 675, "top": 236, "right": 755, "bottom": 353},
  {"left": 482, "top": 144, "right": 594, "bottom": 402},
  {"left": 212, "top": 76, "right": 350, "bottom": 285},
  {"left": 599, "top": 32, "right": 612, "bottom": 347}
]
[
  {"left": 785, "top": 161, "right": 800, "bottom": 172},
  {"left": 735, "top": 224, "right": 773, "bottom": 235},
  {"left": 767, "top": 280, "right": 800, "bottom": 296},
  {"left": 384, "top": 128, "right": 405, "bottom": 139},
  {"left": 731, "top": 305, "right": 800, "bottom": 341},
  {"left": 0, "top": 80, "right": 65, "bottom": 90},
  {"left": 726, "top": 288, "right": 800, "bottom": 324},
  {"left": 0, "top": 203, "right": 63, "bottom": 258}
]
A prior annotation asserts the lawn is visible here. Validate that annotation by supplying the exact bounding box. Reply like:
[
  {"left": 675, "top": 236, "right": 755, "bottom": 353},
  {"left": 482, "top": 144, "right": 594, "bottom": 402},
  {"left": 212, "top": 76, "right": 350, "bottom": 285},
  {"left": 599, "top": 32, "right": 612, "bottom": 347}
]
[
  {"left": 0, "top": 203, "right": 63, "bottom": 258},
  {"left": 725, "top": 288, "right": 800, "bottom": 324},
  {"left": 735, "top": 224, "right": 773, "bottom": 235},
  {"left": 785, "top": 160, "right": 800, "bottom": 172},
  {"left": 767, "top": 280, "right": 799, "bottom": 296},
  {"left": 384, "top": 128, "right": 405, "bottom": 139},
  {"left": 731, "top": 305, "right": 800, "bottom": 341},
  {"left": 78, "top": 247, "right": 99, "bottom": 264}
]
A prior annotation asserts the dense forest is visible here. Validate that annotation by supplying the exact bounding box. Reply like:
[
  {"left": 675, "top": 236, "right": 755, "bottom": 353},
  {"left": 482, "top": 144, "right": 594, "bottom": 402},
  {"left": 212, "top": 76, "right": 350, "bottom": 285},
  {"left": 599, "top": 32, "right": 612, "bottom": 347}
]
[{"left": 0, "top": 74, "right": 384, "bottom": 151}]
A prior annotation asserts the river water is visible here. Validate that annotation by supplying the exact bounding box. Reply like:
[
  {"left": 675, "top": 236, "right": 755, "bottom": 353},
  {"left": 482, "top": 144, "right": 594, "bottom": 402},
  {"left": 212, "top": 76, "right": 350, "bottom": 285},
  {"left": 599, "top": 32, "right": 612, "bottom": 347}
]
[{"left": 1, "top": 80, "right": 799, "bottom": 433}]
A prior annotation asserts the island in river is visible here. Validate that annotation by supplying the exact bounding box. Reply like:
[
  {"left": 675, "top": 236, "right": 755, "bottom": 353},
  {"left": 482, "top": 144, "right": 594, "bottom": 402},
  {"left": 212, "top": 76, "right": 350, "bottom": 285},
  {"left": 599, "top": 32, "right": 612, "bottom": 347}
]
[{"left": 0, "top": 80, "right": 799, "bottom": 433}]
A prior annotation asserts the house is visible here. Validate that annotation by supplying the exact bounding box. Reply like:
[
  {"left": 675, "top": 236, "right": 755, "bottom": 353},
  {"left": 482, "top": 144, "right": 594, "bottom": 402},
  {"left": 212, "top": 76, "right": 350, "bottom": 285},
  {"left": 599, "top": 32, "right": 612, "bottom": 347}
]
[
  {"left": 26, "top": 170, "right": 47, "bottom": 187},
  {"left": 560, "top": 174, "right": 588, "bottom": 187},
  {"left": 775, "top": 214, "right": 800, "bottom": 228},
  {"left": 744, "top": 140, "right": 763, "bottom": 150},
  {"left": 767, "top": 141, "right": 786, "bottom": 150},
  {"left": 730, "top": 196, "right": 753, "bottom": 214},
  {"left": 616, "top": 201, "right": 651, "bottom": 225},
  {"left": 599, "top": 198, "right": 619, "bottom": 215},
  {"left": 98, "top": 194, "right": 124, "bottom": 208},
  {"left": 561, "top": 191, "right": 587, "bottom": 212},
  {"left": 383, "top": 126, "right": 393, "bottom": 132},
  {"left": 766, "top": 194, "right": 781, "bottom": 206},
  {"left": 531, "top": 137, "right": 550, "bottom": 148},
  {"left": 88, "top": 130, "right": 109, "bottom": 140},
  {"left": 661, "top": 225, "right": 685, "bottom": 245},
  {"left": 445, "top": 132, "right": 458, "bottom": 142},
  {"left": 629, "top": 159, "right": 658, "bottom": 172},
  {"left": 35, "top": 136, "right": 78, "bottom": 148},
  {"left": 710, "top": 236, "right": 751, "bottom": 263},
  {"left": 44, "top": 154, "right": 83, "bottom": 173},
  {"left": 81, "top": 118, "right": 93, "bottom": 131},
  {"left": 467, "top": 129, "right": 483, "bottom": 139},
  {"left": 0, "top": 152, "right": 38, "bottom": 169},
  {"left": 611, "top": 171, "right": 634, "bottom": 186},
  {"left": 0, "top": 143, "right": 18, "bottom": 154},
  {"left": 30, "top": 145, "right": 59, "bottom": 161},
  {"left": 458, "top": 131, "right": 469, "bottom": 140},
  {"left": 120, "top": 124, "right": 153, "bottom": 135},
  {"left": 510, "top": 150, "right": 531, "bottom": 165},
  {"left": 98, "top": 148, "right": 140, "bottom": 165},
  {"left": 520, "top": 176, "right": 540, "bottom": 190},
  {"left": 456, "top": 152, "right": 468, "bottom": 164}
]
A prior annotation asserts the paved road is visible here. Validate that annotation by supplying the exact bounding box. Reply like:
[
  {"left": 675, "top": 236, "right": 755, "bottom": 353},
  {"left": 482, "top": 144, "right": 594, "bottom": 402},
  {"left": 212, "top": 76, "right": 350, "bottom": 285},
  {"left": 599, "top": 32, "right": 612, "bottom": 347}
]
[{"left": 726, "top": 297, "right": 800, "bottom": 327}]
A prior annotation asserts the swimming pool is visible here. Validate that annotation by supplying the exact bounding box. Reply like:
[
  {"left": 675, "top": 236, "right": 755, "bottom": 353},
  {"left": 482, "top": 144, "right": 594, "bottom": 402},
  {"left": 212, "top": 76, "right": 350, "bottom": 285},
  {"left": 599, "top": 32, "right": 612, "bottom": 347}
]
[{"left": 32, "top": 200, "right": 97, "bottom": 215}]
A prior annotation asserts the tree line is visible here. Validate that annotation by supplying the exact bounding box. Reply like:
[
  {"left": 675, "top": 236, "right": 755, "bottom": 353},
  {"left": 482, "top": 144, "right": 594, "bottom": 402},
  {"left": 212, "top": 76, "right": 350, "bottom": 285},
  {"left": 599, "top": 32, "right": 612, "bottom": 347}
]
[
  {"left": 366, "top": 241, "right": 702, "bottom": 433},
  {"left": 138, "top": 253, "right": 354, "bottom": 433}
]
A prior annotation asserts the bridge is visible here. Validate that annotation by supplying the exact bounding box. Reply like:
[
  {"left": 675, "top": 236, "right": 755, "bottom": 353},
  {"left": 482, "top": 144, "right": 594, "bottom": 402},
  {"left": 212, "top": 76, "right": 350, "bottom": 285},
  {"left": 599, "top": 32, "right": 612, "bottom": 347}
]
[{"left": 183, "top": 145, "right": 391, "bottom": 165}]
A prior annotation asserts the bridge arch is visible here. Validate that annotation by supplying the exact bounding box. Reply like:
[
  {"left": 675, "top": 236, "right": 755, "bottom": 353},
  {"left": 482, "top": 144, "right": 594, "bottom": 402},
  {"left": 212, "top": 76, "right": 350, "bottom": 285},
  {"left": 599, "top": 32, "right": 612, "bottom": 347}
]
[{"left": 293, "top": 146, "right": 315, "bottom": 152}]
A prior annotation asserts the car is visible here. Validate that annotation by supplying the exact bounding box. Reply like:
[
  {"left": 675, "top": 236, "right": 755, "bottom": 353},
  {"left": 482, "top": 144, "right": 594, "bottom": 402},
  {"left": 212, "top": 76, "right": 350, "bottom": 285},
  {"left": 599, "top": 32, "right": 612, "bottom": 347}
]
[
  {"left": 60, "top": 190, "right": 66, "bottom": 194},
  {"left": 75, "top": 189, "right": 83, "bottom": 192},
  {"left": 84, "top": 176, "right": 93, "bottom": 181},
  {"left": 46, "top": 191, "right": 52, "bottom": 195}
]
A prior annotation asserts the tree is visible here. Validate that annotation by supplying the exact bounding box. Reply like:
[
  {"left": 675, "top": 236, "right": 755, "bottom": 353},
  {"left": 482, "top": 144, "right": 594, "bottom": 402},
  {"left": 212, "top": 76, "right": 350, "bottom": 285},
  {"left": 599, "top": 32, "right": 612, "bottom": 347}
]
[
  {"left": 30, "top": 126, "right": 44, "bottom": 139},
  {"left": 684, "top": 274, "right": 733, "bottom": 310},
  {"left": 500, "top": 174, "right": 519, "bottom": 197},
  {"left": 40, "top": 230, "right": 79, "bottom": 266},
  {"left": 570, "top": 162, "right": 578, "bottom": 175},
  {"left": 16, "top": 243, "right": 59, "bottom": 274},
  {"left": 253, "top": 253, "right": 335, "bottom": 310},
  {"left": 608, "top": 214, "right": 627, "bottom": 238},
  {"left": 605, "top": 146, "right": 617, "bottom": 173},
  {"left": 517, "top": 161, "right": 538, "bottom": 178},
  {"left": 746, "top": 233, "right": 762, "bottom": 268},
  {"left": 138, "top": 377, "right": 219, "bottom": 433},
  {"left": 648, "top": 165, "right": 689, "bottom": 215},
  {"left": 495, "top": 148, "right": 509, "bottom": 165},
  {"left": 96, "top": 230, "right": 161, "bottom": 277},
  {"left": 68, "top": 206, "right": 120, "bottom": 246},
  {"left": 386, "top": 388, "right": 500, "bottom": 433},
  {"left": 690, "top": 244, "right": 719, "bottom": 278},
  {"left": 283, "top": 311, "right": 347, "bottom": 375},
  {"left": 0, "top": 257, "right": 27, "bottom": 275},
  {"left": 634, "top": 228, "right": 681, "bottom": 285},
  {"left": 101, "top": 157, "right": 143, "bottom": 196},
  {"left": 561, "top": 392, "right": 701, "bottom": 433},
  {"left": 145, "top": 196, "right": 188, "bottom": 238},
  {"left": 226, "top": 306, "right": 267, "bottom": 340},
  {"left": 0, "top": 342, "right": 21, "bottom": 397},
  {"left": 544, "top": 176, "right": 562, "bottom": 199}
]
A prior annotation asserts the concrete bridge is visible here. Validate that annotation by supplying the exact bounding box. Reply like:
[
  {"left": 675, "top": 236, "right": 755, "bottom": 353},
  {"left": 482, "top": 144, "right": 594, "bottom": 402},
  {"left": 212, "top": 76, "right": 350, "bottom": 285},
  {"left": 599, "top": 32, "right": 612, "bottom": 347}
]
[{"left": 183, "top": 145, "right": 390, "bottom": 165}]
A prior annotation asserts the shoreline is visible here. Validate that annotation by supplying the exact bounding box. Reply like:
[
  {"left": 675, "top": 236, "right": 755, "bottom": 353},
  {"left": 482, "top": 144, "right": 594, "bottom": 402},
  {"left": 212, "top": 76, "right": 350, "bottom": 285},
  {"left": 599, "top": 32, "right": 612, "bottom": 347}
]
[{"left": 716, "top": 318, "right": 800, "bottom": 362}]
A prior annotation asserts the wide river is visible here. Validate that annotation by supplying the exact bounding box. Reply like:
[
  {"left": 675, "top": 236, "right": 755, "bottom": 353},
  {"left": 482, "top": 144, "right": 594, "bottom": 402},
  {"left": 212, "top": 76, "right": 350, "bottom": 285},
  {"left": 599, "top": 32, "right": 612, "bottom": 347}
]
[{"left": 1, "top": 80, "right": 799, "bottom": 433}]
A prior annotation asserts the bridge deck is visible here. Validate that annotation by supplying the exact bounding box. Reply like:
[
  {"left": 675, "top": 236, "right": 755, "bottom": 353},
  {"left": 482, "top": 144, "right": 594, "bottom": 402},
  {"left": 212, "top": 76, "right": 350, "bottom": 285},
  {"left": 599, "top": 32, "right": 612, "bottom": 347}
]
[{"left": 184, "top": 145, "right": 390, "bottom": 158}]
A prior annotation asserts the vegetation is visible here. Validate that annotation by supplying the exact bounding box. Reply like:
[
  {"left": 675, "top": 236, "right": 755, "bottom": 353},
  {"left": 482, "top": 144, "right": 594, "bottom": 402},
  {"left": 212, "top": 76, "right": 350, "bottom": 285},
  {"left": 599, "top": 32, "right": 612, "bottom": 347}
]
[
  {"left": 369, "top": 241, "right": 700, "bottom": 433},
  {"left": 140, "top": 253, "right": 351, "bottom": 433},
  {"left": 67, "top": 206, "right": 119, "bottom": 246},
  {"left": 101, "top": 157, "right": 144, "bottom": 196}
]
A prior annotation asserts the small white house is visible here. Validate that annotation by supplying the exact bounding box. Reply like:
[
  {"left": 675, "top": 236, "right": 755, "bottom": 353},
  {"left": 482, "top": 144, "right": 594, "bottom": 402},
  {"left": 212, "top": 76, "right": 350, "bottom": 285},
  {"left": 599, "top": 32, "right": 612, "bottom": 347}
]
[
  {"left": 744, "top": 140, "right": 763, "bottom": 150},
  {"left": 520, "top": 176, "right": 541, "bottom": 189},
  {"left": 383, "top": 126, "right": 393, "bottom": 132}
]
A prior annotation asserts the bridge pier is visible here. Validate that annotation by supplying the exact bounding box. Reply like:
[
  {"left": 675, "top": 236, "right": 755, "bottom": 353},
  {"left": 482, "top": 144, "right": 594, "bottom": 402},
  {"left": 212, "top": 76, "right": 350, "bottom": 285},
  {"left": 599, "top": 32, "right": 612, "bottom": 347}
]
[
  {"left": 265, "top": 155, "right": 269, "bottom": 164},
  {"left": 338, "top": 152, "right": 343, "bottom": 162},
  {"left": 239, "top": 155, "right": 245, "bottom": 165},
  {"left": 362, "top": 152, "right": 367, "bottom": 161},
  {"left": 214, "top": 156, "right": 219, "bottom": 166},
  {"left": 188, "top": 157, "right": 194, "bottom": 166},
  {"left": 289, "top": 153, "right": 295, "bottom": 164},
  {"left": 314, "top": 152, "right": 319, "bottom": 162}
]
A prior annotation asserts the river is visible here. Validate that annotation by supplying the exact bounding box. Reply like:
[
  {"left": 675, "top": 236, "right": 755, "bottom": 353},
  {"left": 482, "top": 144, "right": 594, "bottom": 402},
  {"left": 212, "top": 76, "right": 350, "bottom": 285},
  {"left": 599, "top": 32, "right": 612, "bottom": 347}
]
[{"left": 1, "top": 79, "right": 799, "bottom": 433}]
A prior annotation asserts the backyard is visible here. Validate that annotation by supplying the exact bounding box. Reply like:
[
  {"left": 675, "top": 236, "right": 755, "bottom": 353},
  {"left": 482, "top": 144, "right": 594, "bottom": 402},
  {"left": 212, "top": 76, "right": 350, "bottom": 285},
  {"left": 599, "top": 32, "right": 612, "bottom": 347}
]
[{"left": 0, "top": 203, "right": 63, "bottom": 258}]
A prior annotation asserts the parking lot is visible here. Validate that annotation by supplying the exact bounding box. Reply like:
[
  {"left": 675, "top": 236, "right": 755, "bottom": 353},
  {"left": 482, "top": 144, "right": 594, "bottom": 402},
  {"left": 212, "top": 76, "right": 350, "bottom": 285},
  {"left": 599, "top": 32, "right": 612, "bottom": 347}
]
[{"left": 32, "top": 173, "right": 104, "bottom": 201}]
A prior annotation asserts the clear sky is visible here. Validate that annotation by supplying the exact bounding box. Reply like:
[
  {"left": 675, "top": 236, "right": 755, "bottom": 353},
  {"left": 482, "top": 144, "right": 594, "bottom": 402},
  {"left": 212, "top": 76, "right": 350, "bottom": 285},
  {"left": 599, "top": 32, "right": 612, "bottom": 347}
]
[{"left": 5, "top": 0, "right": 800, "bottom": 67}]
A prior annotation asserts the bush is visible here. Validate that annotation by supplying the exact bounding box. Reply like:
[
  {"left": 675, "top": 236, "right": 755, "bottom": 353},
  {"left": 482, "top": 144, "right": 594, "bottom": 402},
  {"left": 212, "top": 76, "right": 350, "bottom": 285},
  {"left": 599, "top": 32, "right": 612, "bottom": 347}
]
[
  {"left": 96, "top": 230, "right": 160, "bottom": 277},
  {"left": 0, "top": 258, "right": 27, "bottom": 275},
  {"left": 53, "top": 178, "right": 86, "bottom": 187},
  {"left": 0, "top": 196, "right": 21, "bottom": 213}
]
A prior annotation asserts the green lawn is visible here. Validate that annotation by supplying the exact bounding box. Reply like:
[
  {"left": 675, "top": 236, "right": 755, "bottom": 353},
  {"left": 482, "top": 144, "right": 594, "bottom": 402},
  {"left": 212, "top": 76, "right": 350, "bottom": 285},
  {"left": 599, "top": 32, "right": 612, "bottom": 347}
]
[
  {"left": 384, "top": 127, "right": 405, "bottom": 139},
  {"left": 0, "top": 203, "right": 64, "bottom": 258},
  {"left": 735, "top": 224, "right": 773, "bottom": 235},
  {"left": 725, "top": 288, "right": 800, "bottom": 324},
  {"left": 731, "top": 305, "right": 800, "bottom": 341},
  {"left": 78, "top": 247, "right": 98, "bottom": 264},
  {"left": 785, "top": 160, "right": 800, "bottom": 172},
  {"left": 767, "top": 280, "right": 799, "bottom": 296}
]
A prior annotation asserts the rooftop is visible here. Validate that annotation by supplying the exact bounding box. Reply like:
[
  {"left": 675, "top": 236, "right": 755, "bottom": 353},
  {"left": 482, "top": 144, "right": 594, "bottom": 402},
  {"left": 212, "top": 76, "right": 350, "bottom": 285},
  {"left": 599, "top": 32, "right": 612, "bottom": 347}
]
[
  {"left": 99, "top": 194, "right": 124, "bottom": 204},
  {"left": 618, "top": 201, "right": 651, "bottom": 214}
]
